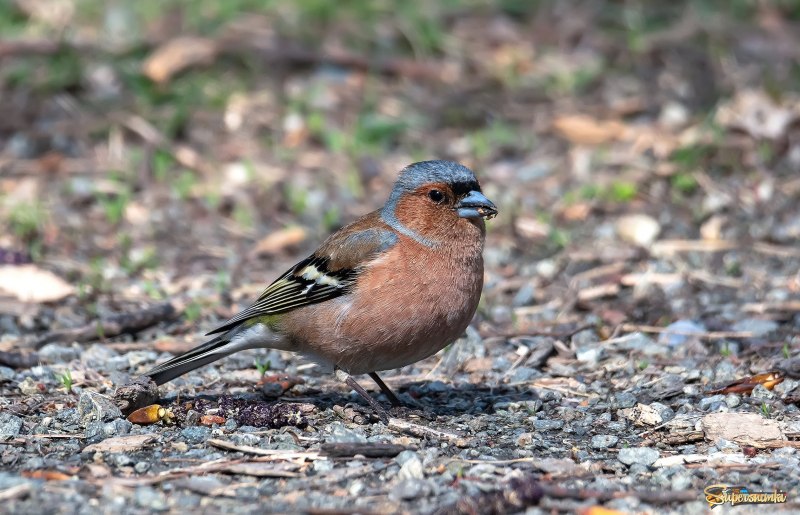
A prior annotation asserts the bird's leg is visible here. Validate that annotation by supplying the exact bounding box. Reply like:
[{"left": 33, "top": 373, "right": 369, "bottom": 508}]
[
  {"left": 334, "top": 368, "right": 389, "bottom": 423},
  {"left": 368, "top": 372, "right": 403, "bottom": 407},
  {"left": 370, "top": 373, "right": 435, "bottom": 420}
]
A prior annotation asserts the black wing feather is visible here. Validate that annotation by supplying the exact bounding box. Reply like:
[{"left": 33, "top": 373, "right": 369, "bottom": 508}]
[{"left": 206, "top": 255, "right": 357, "bottom": 336}]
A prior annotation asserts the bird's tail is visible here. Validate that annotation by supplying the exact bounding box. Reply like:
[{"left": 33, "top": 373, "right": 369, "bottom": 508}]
[{"left": 145, "top": 333, "right": 236, "bottom": 385}]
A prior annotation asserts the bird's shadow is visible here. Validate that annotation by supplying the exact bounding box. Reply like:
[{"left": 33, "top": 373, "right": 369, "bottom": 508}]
[
  {"left": 165, "top": 379, "right": 540, "bottom": 419},
  {"left": 296, "top": 379, "right": 540, "bottom": 417}
]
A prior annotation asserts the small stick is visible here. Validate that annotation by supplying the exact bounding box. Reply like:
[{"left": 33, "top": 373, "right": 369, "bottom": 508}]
[{"left": 33, "top": 302, "right": 177, "bottom": 348}]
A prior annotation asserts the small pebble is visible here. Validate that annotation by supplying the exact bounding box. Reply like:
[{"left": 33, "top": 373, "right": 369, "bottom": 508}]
[
  {"left": 618, "top": 447, "right": 660, "bottom": 466},
  {"left": 590, "top": 435, "right": 619, "bottom": 449}
]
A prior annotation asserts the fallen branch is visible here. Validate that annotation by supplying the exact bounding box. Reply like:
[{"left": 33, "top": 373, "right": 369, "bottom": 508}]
[{"left": 33, "top": 302, "right": 177, "bottom": 348}]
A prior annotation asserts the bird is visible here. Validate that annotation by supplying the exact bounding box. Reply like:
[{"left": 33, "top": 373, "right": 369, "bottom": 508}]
[{"left": 144, "top": 160, "right": 497, "bottom": 419}]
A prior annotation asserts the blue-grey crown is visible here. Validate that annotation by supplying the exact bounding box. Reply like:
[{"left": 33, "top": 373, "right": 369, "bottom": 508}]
[{"left": 392, "top": 160, "right": 479, "bottom": 195}]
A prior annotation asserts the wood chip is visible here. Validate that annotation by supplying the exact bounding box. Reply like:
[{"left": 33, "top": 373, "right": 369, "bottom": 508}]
[
  {"left": 701, "top": 413, "right": 785, "bottom": 447},
  {"left": 249, "top": 226, "right": 307, "bottom": 258},
  {"left": 82, "top": 434, "right": 158, "bottom": 453},
  {"left": 552, "top": 115, "right": 628, "bottom": 145},
  {"left": 143, "top": 37, "right": 218, "bottom": 84}
]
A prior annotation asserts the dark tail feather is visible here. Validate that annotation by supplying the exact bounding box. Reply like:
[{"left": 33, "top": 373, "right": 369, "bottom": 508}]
[{"left": 145, "top": 334, "right": 231, "bottom": 385}]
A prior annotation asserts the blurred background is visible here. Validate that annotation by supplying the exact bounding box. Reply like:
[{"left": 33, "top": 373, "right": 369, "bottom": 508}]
[{"left": 0, "top": 0, "right": 799, "bottom": 347}]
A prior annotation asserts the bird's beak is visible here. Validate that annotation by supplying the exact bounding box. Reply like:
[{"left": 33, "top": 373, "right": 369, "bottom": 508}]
[{"left": 456, "top": 190, "right": 498, "bottom": 220}]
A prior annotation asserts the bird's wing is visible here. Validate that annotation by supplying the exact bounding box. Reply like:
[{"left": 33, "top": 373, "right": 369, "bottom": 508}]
[{"left": 206, "top": 222, "right": 397, "bottom": 335}]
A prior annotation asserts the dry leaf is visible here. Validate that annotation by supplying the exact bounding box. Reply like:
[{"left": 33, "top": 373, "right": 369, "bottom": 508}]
[
  {"left": 83, "top": 434, "right": 158, "bottom": 453},
  {"left": 707, "top": 370, "right": 784, "bottom": 395},
  {"left": 249, "top": 226, "right": 306, "bottom": 257},
  {"left": 0, "top": 265, "right": 74, "bottom": 303},
  {"left": 552, "top": 115, "right": 627, "bottom": 145},
  {"left": 143, "top": 37, "right": 218, "bottom": 84},
  {"left": 514, "top": 217, "right": 550, "bottom": 240}
]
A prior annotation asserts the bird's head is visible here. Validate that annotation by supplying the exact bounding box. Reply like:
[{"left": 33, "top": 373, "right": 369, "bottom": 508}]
[{"left": 381, "top": 160, "right": 497, "bottom": 245}]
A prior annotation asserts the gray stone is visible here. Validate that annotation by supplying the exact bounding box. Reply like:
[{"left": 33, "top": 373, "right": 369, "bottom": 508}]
[
  {"left": 649, "top": 402, "right": 675, "bottom": 423},
  {"left": 38, "top": 344, "right": 81, "bottom": 363},
  {"left": 397, "top": 454, "right": 424, "bottom": 480},
  {"left": 590, "top": 435, "right": 619, "bottom": 449},
  {"left": 714, "top": 360, "right": 739, "bottom": 382},
  {"left": 395, "top": 450, "right": 420, "bottom": 467},
  {"left": 576, "top": 346, "right": 604, "bottom": 365},
  {"left": 751, "top": 384, "right": 775, "bottom": 400},
  {"left": 0, "top": 366, "right": 16, "bottom": 382},
  {"left": 512, "top": 283, "right": 536, "bottom": 307},
  {"left": 135, "top": 486, "right": 167, "bottom": 510},
  {"left": 615, "top": 391, "right": 637, "bottom": 408},
  {"left": 85, "top": 420, "right": 105, "bottom": 442},
  {"left": 618, "top": 447, "right": 659, "bottom": 466},
  {"left": 103, "top": 418, "right": 133, "bottom": 437},
  {"left": 731, "top": 318, "right": 778, "bottom": 337},
  {"left": 671, "top": 473, "right": 693, "bottom": 490},
  {"left": 724, "top": 394, "right": 741, "bottom": 408},
  {"left": 658, "top": 320, "right": 706, "bottom": 348},
  {"left": 78, "top": 391, "right": 122, "bottom": 424},
  {"left": 134, "top": 461, "right": 150, "bottom": 474},
  {"left": 572, "top": 329, "right": 599, "bottom": 346},
  {"left": 326, "top": 422, "right": 367, "bottom": 443},
  {"left": 181, "top": 426, "right": 212, "bottom": 444},
  {"left": 231, "top": 433, "right": 260, "bottom": 446},
  {"left": 390, "top": 478, "right": 428, "bottom": 501},
  {"left": 532, "top": 419, "right": 564, "bottom": 431},
  {"left": 698, "top": 395, "right": 726, "bottom": 410},
  {"left": 424, "top": 381, "right": 448, "bottom": 393},
  {"left": 110, "top": 453, "right": 134, "bottom": 467},
  {"left": 509, "top": 366, "right": 539, "bottom": 382},
  {"left": 0, "top": 412, "right": 23, "bottom": 436}
]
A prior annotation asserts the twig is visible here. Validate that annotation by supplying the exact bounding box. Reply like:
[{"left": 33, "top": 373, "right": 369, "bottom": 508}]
[
  {"left": 0, "top": 35, "right": 442, "bottom": 80},
  {"left": 207, "top": 438, "right": 322, "bottom": 460},
  {"left": 489, "top": 324, "right": 595, "bottom": 341},
  {"left": 618, "top": 324, "right": 754, "bottom": 340},
  {"left": 652, "top": 239, "right": 800, "bottom": 257},
  {"left": 33, "top": 302, "right": 177, "bottom": 348},
  {"left": 0, "top": 483, "right": 31, "bottom": 502},
  {"left": 387, "top": 418, "right": 465, "bottom": 444},
  {"left": 321, "top": 442, "right": 409, "bottom": 459},
  {"left": 577, "top": 283, "right": 620, "bottom": 302},
  {"left": 743, "top": 301, "right": 800, "bottom": 314}
]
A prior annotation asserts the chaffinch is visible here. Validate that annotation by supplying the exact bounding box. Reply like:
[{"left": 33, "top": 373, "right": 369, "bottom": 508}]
[{"left": 145, "top": 160, "right": 497, "bottom": 417}]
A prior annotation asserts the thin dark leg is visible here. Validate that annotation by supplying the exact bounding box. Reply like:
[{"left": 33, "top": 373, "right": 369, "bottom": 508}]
[
  {"left": 368, "top": 372, "right": 402, "bottom": 407},
  {"left": 335, "top": 368, "right": 389, "bottom": 422}
]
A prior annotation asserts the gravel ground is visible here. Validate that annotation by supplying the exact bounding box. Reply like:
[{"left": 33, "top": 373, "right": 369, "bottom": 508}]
[
  {"left": 2, "top": 266, "right": 800, "bottom": 514},
  {"left": 2, "top": 2, "right": 800, "bottom": 514}
]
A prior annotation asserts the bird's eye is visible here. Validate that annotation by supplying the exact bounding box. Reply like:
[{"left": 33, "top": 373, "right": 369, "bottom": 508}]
[{"left": 428, "top": 189, "right": 444, "bottom": 203}]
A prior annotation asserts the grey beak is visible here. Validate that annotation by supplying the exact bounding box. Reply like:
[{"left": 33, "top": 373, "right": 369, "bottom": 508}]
[{"left": 456, "top": 190, "right": 498, "bottom": 219}]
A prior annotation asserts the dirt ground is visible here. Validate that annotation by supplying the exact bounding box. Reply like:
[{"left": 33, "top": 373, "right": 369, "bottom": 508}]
[{"left": 1, "top": 1, "right": 800, "bottom": 514}]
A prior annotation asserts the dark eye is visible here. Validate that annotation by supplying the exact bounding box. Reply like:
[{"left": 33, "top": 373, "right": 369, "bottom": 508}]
[{"left": 428, "top": 189, "right": 444, "bottom": 203}]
